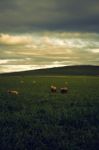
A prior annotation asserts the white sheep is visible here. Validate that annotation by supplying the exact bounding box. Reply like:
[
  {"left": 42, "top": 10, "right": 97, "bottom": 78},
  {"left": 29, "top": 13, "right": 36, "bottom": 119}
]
[
  {"left": 50, "top": 85, "right": 57, "bottom": 93},
  {"left": 60, "top": 87, "right": 68, "bottom": 94},
  {"left": 20, "top": 80, "right": 24, "bottom": 83},
  {"left": 7, "top": 90, "right": 19, "bottom": 95},
  {"left": 33, "top": 80, "right": 36, "bottom": 84}
]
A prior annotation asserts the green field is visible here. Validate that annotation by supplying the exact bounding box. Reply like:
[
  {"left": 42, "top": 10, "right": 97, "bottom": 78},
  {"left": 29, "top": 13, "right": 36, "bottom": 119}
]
[{"left": 0, "top": 75, "right": 99, "bottom": 150}]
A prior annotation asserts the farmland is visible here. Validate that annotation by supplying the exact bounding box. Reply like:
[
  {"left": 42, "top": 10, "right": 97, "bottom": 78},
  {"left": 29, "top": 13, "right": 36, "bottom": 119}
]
[{"left": 0, "top": 74, "right": 99, "bottom": 150}]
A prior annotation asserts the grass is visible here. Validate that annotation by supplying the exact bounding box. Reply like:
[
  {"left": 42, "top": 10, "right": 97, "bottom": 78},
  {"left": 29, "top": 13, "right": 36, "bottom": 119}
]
[{"left": 0, "top": 75, "right": 99, "bottom": 150}]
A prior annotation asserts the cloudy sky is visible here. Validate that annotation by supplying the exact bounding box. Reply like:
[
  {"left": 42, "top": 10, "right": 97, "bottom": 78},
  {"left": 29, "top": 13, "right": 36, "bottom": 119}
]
[{"left": 0, "top": 0, "right": 99, "bottom": 73}]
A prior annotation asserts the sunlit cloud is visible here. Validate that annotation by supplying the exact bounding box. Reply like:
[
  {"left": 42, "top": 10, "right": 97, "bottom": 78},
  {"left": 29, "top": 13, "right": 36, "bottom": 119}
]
[
  {"left": 0, "top": 32, "right": 99, "bottom": 73},
  {"left": 0, "top": 33, "right": 32, "bottom": 45},
  {"left": 0, "top": 58, "right": 32, "bottom": 65},
  {"left": 0, "top": 59, "right": 10, "bottom": 64},
  {"left": 89, "top": 48, "right": 99, "bottom": 53},
  {"left": 0, "top": 63, "right": 67, "bottom": 73},
  {"left": 0, "top": 32, "right": 99, "bottom": 48}
]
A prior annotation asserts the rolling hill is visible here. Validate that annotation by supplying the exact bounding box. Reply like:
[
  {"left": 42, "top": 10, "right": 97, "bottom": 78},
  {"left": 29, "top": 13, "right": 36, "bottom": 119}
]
[{"left": 0, "top": 65, "right": 99, "bottom": 76}]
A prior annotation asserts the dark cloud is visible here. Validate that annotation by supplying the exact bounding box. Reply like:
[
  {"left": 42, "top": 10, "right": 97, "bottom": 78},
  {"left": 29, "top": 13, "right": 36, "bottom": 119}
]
[{"left": 0, "top": 0, "right": 99, "bottom": 32}]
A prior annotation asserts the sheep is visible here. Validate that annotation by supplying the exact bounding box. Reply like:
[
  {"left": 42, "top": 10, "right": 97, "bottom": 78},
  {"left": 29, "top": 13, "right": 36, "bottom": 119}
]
[
  {"left": 20, "top": 80, "right": 24, "bottom": 83},
  {"left": 33, "top": 80, "right": 36, "bottom": 84},
  {"left": 50, "top": 85, "right": 57, "bottom": 93},
  {"left": 7, "top": 90, "right": 19, "bottom": 95},
  {"left": 60, "top": 87, "right": 68, "bottom": 94}
]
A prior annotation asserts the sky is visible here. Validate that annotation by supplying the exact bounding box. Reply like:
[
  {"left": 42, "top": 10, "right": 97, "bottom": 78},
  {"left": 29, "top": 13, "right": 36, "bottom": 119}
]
[{"left": 0, "top": 0, "right": 99, "bottom": 73}]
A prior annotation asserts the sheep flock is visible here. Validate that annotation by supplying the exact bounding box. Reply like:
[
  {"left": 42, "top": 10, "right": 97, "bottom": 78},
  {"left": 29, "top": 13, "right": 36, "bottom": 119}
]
[
  {"left": 6, "top": 80, "right": 68, "bottom": 96},
  {"left": 51, "top": 85, "right": 68, "bottom": 94}
]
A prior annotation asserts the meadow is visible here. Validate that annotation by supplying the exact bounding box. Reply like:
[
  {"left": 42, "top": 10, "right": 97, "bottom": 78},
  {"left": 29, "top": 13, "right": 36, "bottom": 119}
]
[{"left": 0, "top": 75, "right": 99, "bottom": 150}]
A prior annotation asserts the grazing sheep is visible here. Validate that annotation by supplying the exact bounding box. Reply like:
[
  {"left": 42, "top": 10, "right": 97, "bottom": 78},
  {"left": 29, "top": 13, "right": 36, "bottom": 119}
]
[
  {"left": 65, "top": 82, "right": 68, "bottom": 85},
  {"left": 7, "top": 90, "right": 19, "bottom": 95},
  {"left": 50, "top": 85, "right": 57, "bottom": 93},
  {"left": 60, "top": 87, "right": 68, "bottom": 94},
  {"left": 33, "top": 80, "right": 36, "bottom": 84},
  {"left": 20, "top": 80, "right": 24, "bottom": 83}
]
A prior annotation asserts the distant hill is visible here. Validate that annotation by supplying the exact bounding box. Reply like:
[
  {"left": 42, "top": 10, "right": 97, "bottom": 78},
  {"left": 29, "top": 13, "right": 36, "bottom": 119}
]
[{"left": 0, "top": 65, "right": 99, "bottom": 76}]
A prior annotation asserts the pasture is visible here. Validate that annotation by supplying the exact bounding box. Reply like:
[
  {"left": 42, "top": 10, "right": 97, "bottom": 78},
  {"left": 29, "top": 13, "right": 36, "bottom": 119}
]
[{"left": 0, "top": 75, "right": 99, "bottom": 150}]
